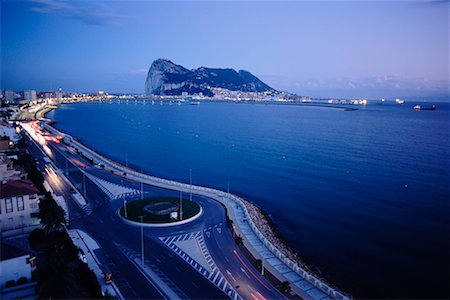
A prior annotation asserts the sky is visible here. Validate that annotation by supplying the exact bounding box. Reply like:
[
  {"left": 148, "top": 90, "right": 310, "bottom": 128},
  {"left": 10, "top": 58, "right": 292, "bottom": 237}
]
[{"left": 1, "top": 0, "right": 449, "bottom": 99}]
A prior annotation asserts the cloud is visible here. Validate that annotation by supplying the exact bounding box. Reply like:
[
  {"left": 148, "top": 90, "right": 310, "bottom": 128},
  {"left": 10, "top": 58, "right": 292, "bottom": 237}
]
[
  {"left": 130, "top": 68, "right": 148, "bottom": 75},
  {"left": 261, "top": 74, "right": 450, "bottom": 98},
  {"left": 29, "top": 0, "right": 122, "bottom": 26}
]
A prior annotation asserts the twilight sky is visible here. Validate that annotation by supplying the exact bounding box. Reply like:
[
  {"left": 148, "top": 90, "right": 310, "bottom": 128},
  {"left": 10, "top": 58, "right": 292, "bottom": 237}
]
[{"left": 1, "top": 0, "right": 449, "bottom": 99}]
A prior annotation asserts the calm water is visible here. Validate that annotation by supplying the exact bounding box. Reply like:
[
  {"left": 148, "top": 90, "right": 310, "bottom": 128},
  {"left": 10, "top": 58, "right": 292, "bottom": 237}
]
[{"left": 48, "top": 101, "right": 449, "bottom": 298}]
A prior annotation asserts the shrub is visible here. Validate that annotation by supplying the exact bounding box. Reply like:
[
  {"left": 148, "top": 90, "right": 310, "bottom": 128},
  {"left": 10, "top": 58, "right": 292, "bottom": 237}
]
[
  {"left": 17, "top": 277, "right": 28, "bottom": 285},
  {"left": 5, "top": 280, "right": 16, "bottom": 288}
]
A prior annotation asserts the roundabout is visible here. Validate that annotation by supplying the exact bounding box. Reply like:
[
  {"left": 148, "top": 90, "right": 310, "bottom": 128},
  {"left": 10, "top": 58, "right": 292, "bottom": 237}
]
[{"left": 118, "top": 197, "right": 202, "bottom": 227}]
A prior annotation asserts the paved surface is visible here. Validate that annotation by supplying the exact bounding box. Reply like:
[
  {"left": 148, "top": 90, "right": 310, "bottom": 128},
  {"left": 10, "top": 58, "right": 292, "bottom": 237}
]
[
  {"left": 25, "top": 129, "right": 286, "bottom": 300},
  {"left": 51, "top": 122, "right": 347, "bottom": 300}
]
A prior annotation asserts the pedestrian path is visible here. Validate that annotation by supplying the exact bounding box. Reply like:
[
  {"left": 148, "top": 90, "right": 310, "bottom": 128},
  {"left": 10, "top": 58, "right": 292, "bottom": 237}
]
[
  {"left": 221, "top": 197, "right": 331, "bottom": 300},
  {"left": 83, "top": 171, "right": 140, "bottom": 200},
  {"left": 160, "top": 231, "right": 241, "bottom": 300}
]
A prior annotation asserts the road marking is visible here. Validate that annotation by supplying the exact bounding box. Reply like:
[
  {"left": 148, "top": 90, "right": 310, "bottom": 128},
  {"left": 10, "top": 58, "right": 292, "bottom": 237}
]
[
  {"left": 240, "top": 267, "right": 251, "bottom": 279},
  {"left": 226, "top": 270, "right": 237, "bottom": 282},
  {"left": 159, "top": 231, "right": 242, "bottom": 300}
]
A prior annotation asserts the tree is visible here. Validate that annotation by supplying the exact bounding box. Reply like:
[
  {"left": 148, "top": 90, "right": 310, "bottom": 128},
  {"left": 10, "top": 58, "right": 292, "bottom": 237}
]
[
  {"left": 39, "top": 196, "right": 66, "bottom": 233},
  {"left": 281, "top": 281, "right": 292, "bottom": 293},
  {"left": 255, "top": 259, "right": 262, "bottom": 272},
  {"left": 28, "top": 228, "right": 48, "bottom": 250},
  {"left": 235, "top": 235, "right": 243, "bottom": 246},
  {"left": 226, "top": 217, "right": 233, "bottom": 228},
  {"left": 17, "top": 137, "right": 27, "bottom": 149},
  {"left": 35, "top": 250, "right": 75, "bottom": 299}
]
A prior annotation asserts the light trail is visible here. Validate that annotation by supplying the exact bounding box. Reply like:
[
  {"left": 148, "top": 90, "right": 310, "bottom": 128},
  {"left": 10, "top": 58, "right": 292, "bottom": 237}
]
[{"left": 233, "top": 249, "right": 271, "bottom": 292}]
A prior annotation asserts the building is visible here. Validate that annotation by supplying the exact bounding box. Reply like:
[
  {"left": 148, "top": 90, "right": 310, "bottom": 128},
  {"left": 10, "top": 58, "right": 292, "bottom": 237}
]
[
  {"left": 23, "top": 90, "right": 37, "bottom": 103},
  {"left": 0, "top": 137, "right": 14, "bottom": 152},
  {"left": 0, "top": 154, "right": 21, "bottom": 181},
  {"left": 55, "top": 91, "right": 62, "bottom": 102},
  {"left": 0, "top": 121, "right": 20, "bottom": 143},
  {"left": 4, "top": 90, "right": 15, "bottom": 103},
  {"left": 0, "top": 234, "right": 36, "bottom": 298},
  {"left": 0, "top": 180, "right": 40, "bottom": 233}
]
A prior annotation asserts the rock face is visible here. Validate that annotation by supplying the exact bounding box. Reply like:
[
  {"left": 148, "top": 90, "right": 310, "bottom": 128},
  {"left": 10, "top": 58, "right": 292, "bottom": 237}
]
[{"left": 145, "top": 59, "right": 274, "bottom": 96}]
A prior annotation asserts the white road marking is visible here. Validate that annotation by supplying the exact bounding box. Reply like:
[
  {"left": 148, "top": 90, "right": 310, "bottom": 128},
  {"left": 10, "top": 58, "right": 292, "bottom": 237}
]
[
  {"left": 240, "top": 267, "right": 250, "bottom": 279},
  {"left": 226, "top": 270, "right": 237, "bottom": 282}
]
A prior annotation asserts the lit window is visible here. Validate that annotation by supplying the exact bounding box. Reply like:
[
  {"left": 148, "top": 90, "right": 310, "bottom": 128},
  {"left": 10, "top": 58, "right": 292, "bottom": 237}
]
[
  {"left": 30, "top": 202, "right": 38, "bottom": 210},
  {"left": 6, "top": 198, "right": 13, "bottom": 213},
  {"left": 17, "top": 196, "right": 24, "bottom": 211}
]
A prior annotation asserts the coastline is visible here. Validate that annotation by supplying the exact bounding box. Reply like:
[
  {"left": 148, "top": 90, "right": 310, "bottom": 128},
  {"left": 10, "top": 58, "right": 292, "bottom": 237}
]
[
  {"left": 36, "top": 103, "right": 350, "bottom": 299},
  {"left": 241, "top": 201, "right": 345, "bottom": 294}
]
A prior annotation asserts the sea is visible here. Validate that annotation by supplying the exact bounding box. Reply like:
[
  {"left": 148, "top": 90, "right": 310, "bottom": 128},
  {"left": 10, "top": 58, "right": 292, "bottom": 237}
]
[{"left": 47, "top": 100, "right": 449, "bottom": 298}]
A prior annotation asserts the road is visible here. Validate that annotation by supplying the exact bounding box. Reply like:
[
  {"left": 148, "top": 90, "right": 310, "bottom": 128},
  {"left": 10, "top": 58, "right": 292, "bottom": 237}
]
[{"left": 24, "top": 124, "right": 286, "bottom": 300}]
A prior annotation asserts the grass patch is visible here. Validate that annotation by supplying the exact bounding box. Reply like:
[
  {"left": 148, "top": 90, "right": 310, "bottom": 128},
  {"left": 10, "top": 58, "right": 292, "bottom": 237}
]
[{"left": 120, "top": 197, "right": 200, "bottom": 223}]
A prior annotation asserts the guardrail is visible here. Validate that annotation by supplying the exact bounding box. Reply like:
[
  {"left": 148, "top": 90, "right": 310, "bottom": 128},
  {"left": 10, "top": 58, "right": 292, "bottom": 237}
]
[{"left": 43, "top": 123, "right": 349, "bottom": 300}]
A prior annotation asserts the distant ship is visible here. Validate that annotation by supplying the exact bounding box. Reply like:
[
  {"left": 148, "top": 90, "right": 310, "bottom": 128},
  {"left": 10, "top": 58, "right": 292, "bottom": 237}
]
[
  {"left": 395, "top": 98, "right": 405, "bottom": 104},
  {"left": 190, "top": 101, "right": 200, "bottom": 105},
  {"left": 413, "top": 105, "right": 436, "bottom": 111}
]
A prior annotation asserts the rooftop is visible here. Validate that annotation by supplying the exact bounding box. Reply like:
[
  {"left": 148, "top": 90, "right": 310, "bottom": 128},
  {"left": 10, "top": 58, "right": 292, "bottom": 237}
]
[{"left": 0, "top": 179, "right": 39, "bottom": 199}]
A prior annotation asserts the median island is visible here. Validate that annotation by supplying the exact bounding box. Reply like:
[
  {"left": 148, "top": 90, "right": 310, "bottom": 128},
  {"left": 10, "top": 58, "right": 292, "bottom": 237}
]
[{"left": 119, "top": 197, "right": 201, "bottom": 224}]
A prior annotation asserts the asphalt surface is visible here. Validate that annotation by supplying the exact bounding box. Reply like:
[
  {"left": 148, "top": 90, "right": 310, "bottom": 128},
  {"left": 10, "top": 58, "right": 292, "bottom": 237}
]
[{"left": 25, "top": 127, "right": 286, "bottom": 300}]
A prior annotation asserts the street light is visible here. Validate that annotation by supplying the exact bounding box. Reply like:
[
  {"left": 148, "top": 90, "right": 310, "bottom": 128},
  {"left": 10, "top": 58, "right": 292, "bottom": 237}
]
[
  {"left": 189, "top": 169, "right": 192, "bottom": 202},
  {"left": 138, "top": 215, "right": 145, "bottom": 268},
  {"left": 82, "top": 172, "right": 87, "bottom": 197},
  {"left": 179, "top": 191, "right": 183, "bottom": 221},
  {"left": 261, "top": 257, "right": 265, "bottom": 276}
]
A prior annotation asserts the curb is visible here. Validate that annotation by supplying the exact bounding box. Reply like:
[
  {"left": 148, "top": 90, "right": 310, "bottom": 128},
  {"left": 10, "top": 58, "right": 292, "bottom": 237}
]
[{"left": 116, "top": 205, "right": 203, "bottom": 228}]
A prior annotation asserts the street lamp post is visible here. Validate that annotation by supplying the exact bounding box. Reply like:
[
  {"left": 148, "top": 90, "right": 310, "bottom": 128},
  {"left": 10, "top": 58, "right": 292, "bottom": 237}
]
[
  {"left": 189, "top": 169, "right": 192, "bottom": 202},
  {"left": 261, "top": 257, "right": 265, "bottom": 276},
  {"left": 139, "top": 215, "right": 145, "bottom": 267},
  {"left": 83, "top": 172, "right": 87, "bottom": 197},
  {"left": 179, "top": 191, "right": 183, "bottom": 221}
]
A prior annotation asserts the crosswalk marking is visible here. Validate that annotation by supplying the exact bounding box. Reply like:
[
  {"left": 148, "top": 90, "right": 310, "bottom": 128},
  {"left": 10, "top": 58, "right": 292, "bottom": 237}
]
[
  {"left": 159, "top": 229, "right": 242, "bottom": 300},
  {"left": 83, "top": 172, "right": 140, "bottom": 200}
]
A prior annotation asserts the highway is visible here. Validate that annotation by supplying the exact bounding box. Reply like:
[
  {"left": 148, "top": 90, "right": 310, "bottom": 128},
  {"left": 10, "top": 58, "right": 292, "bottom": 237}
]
[{"left": 23, "top": 121, "right": 286, "bottom": 300}]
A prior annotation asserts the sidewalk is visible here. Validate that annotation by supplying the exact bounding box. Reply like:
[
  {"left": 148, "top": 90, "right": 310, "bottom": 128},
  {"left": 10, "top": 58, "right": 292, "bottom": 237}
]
[{"left": 67, "top": 229, "right": 123, "bottom": 299}]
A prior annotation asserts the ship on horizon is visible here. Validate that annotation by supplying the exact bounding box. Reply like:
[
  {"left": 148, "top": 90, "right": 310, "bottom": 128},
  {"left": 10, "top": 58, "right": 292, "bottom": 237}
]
[{"left": 413, "top": 104, "right": 436, "bottom": 111}]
